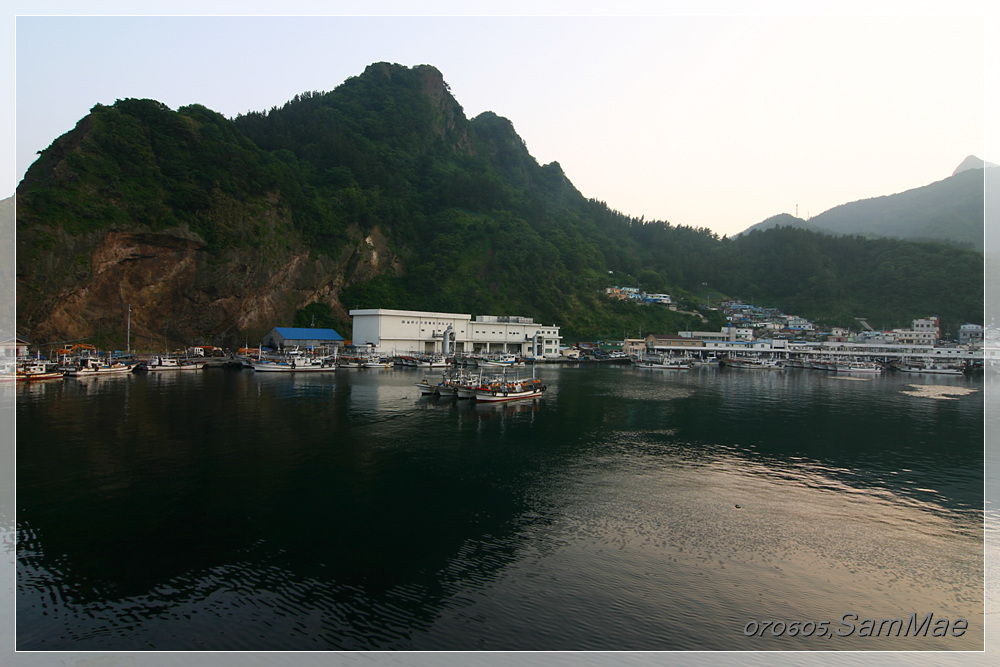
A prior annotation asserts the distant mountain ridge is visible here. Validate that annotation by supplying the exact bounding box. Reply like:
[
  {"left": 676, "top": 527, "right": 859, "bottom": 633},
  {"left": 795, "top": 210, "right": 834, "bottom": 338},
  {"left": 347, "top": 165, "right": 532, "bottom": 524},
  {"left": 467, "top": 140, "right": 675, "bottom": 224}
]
[
  {"left": 953, "top": 155, "right": 997, "bottom": 175},
  {"left": 740, "top": 158, "right": 990, "bottom": 250}
]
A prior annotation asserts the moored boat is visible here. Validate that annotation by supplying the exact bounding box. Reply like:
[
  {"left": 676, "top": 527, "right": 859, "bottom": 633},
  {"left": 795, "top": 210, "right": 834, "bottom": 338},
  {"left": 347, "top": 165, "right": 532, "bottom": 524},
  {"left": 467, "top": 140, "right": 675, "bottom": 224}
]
[
  {"left": 143, "top": 356, "right": 207, "bottom": 372},
  {"left": 414, "top": 378, "right": 437, "bottom": 395},
  {"left": 722, "top": 356, "right": 781, "bottom": 370},
  {"left": 16, "top": 362, "right": 64, "bottom": 381},
  {"left": 836, "top": 360, "right": 883, "bottom": 374},
  {"left": 893, "top": 360, "right": 964, "bottom": 375},
  {"left": 633, "top": 355, "right": 691, "bottom": 370},
  {"left": 473, "top": 370, "right": 546, "bottom": 402},
  {"left": 64, "top": 357, "right": 134, "bottom": 377}
]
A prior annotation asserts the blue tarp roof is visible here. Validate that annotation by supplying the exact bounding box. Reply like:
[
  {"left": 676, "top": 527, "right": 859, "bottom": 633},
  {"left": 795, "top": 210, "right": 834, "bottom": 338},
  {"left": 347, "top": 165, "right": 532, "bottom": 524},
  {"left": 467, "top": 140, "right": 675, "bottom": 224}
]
[{"left": 273, "top": 327, "right": 344, "bottom": 341}]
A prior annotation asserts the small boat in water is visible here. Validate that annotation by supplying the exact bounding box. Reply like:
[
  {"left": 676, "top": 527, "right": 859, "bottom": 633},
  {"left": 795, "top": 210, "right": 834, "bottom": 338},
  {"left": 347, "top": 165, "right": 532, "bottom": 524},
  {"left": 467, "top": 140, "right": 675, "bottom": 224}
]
[
  {"left": 253, "top": 353, "right": 337, "bottom": 372},
  {"left": 414, "top": 378, "right": 437, "bottom": 395},
  {"left": 16, "top": 362, "right": 64, "bottom": 381},
  {"left": 64, "top": 357, "right": 134, "bottom": 377},
  {"left": 836, "top": 360, "right": 883, "bottom": 374},
  {"left": 633, "top": 355, "right": 691, "bottom": 370},
  {"left": 473, "top": 369, "right": 546, "bottom": 402},
  {"left": 722, "top": 356, "right": 781, "bottom": 370},
  {"left": 142, "top": 356, "right": 207, "bottom": 372},
  {"left": 893, "top": 360, "right": 964, "bottom": 375},
  {"left": 416, "top": 355, "right": 449, "bottom": 368}
]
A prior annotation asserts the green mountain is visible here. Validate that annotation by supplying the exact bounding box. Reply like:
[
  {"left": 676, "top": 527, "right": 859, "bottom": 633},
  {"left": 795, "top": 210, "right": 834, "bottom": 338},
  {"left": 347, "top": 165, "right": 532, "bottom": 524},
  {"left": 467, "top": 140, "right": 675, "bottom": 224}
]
[
  {"left": 13, "top": 63, "right": 984, "bottom": 350},
  {"left": 741, "top": 163, "right": 988, "bottom": 251}
]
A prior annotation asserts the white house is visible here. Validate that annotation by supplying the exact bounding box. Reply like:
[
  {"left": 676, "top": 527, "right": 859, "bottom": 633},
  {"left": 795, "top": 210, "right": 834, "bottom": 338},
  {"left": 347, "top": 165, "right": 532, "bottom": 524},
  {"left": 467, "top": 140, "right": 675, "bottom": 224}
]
[{"left": 1, "top": 336, "right": 29, "bottom": 358}]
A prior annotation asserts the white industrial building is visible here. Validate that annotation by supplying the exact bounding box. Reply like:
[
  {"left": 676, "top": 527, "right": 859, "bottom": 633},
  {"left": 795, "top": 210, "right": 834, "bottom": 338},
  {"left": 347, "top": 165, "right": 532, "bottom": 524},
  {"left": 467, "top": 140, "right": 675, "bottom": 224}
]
[{"left": 349, "top": 309, "right": 562, "bottom": 358}]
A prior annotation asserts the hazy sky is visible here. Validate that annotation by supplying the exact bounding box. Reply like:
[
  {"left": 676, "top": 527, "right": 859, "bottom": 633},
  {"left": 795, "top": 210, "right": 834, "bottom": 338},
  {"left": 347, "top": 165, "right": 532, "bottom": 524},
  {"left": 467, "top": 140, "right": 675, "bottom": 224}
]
[{"left": 5, "top": 1, "right": 996, "bottom": 238}]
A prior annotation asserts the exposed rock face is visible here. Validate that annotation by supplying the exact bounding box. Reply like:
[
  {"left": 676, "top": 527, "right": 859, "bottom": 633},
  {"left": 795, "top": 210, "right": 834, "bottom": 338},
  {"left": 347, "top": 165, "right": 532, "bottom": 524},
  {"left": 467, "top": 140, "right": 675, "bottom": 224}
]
[{"left": 16, "top": 220, "right": 399, "bottom": 349}]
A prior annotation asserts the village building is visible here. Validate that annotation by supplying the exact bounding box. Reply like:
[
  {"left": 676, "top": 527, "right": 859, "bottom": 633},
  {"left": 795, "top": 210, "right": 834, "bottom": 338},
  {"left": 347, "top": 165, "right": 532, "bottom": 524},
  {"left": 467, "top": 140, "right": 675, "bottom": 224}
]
[
  {"left": 262, "top": 327, "right": 345, "bottom": 351},
  {"left": 0, "top": 336, "right": 29, "bottom": 358},
  {"left": 622, "top": 338, "right": 647, "bottom": 357},
  {"left": 958, "top": 323, "right": 984, "bottom": 346},
  {"left": 349, "top": 309, "right": 562, "bottom": 358},
  {"left": 646, "top": 334, "right": 705, "bottom": 351}
]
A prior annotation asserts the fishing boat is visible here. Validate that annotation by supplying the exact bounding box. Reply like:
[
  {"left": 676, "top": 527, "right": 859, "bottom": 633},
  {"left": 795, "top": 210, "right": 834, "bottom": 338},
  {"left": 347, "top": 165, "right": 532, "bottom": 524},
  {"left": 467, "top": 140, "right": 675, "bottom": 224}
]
[
  {"left": 337, "top": 355, "right": 367, "bottom": 368},
  {"left": 893, "top": 360, "right": 964, "bottom": 375},
  {"left": 416, "top": 355, "right": 448, "bottom": 368},
  {"left": 363, "top": 355, "right": 394, "bottom": 369},
  {"left": 414, "top": 377, "right": 437, "bottom": 395},
  {"left": 722, "top": 355, "right": 781, "bottom": 370},
  {"left": 633, "top": 355, "right": 691, "bottom": 370},
  {"left": 64, "top": 357, "right": 134, "bottom": 377},
  {"left": 252, "top": 354, "right": 337, "bottom": 372},
  {"left": 473, "top": 369, "right": 546, "bottom": 402},
  {"left": 836, "top": 360, "right": 883, "bottom": 374},
  {"left": 480, "top": 353, "right": 521, "bottom": 368},
  {"left": 16, "top": 362, "right": 64, "bottom": 381},
  {"left": 435, "top": 370, "right": 478, "bottom": 398},
  {"left": 143, "top": 356, "right": 207, "bottom": 372}
]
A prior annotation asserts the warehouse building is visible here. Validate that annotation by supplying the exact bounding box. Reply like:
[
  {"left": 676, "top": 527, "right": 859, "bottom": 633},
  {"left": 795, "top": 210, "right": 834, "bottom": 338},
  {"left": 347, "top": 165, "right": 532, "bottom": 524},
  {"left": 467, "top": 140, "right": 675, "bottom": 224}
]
[{"left": 349, "top": 309, "right": 562, "bottom": 359}]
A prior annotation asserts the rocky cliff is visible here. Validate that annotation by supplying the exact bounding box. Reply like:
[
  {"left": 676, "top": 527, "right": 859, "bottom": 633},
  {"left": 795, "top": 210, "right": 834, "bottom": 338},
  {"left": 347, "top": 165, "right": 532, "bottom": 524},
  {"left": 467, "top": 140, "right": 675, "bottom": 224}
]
[{"left": 16, "top": 215, "right": 399, "bottom": 349}]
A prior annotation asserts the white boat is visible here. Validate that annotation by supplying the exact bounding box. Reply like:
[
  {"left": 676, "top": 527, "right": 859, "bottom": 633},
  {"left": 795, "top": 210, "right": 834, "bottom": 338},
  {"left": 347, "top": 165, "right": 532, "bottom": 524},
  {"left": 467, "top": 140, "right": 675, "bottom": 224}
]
[
  {"left": 363, "top": 356, "right": 394, "bottom": 368},
  {"left": 435, "top": 371, "right": 478, "bottom": 398},
  {"left": 836, "top": 360, "right": 883, "bottom": 374},
  {"left": 634, "top": 356, "right": 691, "bottom": 370},
  {"left": 480, "top": 353, "right": 521, "bottom": 367},
  {"left": 473, "top": 370, "right": 547, "bottom": 402},
  {"left": 723, "top": 356, "right": 781, "bottom": 370},
  {"left": 64, "top": 357, "right": 134, "bottom": 377},
  {"left": 455, "top": 381, "right": 478, "bottom": 399},
  {"left": 16, "top": 362, "right": 64, "bottom": 381},
  {"left": 416, "top": 355, "right": 448, "bottom": 368},
  {"left": 894, "top": 361, "right": 964, "bottom": 375},
  {"left": 414, "top": 378, "right": 437, "bottom": 395},
  {"left": 252, "top": 355, "right": 337, "bottom": 372},
  {"left": 145, "top": 356, "right": 206, "bottom": 372},
  {"left": 436, "top": 381, "right": 457, "bottom": 398}
]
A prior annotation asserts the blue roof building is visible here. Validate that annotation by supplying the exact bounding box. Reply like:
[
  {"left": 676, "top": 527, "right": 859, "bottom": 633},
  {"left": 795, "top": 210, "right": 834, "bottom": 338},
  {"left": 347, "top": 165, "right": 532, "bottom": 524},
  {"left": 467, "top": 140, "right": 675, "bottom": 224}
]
[{"left": 263, "top": 327, "right": 345, "bottom": 350}]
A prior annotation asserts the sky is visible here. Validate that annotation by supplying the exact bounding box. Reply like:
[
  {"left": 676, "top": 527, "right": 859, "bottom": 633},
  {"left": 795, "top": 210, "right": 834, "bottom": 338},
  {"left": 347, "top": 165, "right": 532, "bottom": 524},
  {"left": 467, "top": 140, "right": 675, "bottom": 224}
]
[{"left": 4, "top": 1, "right": 997, "bottom": 239}]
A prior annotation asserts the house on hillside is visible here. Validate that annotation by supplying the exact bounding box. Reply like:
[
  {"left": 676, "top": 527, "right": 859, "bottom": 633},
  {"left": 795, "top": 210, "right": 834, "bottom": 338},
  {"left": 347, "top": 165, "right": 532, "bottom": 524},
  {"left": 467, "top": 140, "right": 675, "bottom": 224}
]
[
  {"left": 959, "top": 323, "right": 984, "bottom": 346},
  {"left": 263, "top": 327, "right": 345, "bottom": 351}
]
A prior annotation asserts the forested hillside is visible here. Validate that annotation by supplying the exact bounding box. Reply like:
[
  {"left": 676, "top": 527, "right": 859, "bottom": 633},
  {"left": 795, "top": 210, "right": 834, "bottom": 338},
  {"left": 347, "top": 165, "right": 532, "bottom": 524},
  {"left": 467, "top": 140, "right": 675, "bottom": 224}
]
[{"left": 13, "top": 62, "right": 983, "bottom": 349}]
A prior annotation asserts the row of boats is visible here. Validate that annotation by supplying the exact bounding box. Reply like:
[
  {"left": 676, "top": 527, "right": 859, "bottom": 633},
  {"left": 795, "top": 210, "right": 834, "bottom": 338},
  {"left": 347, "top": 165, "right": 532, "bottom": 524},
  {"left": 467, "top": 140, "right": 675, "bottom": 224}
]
[
  {"left": 4, "top": 347, "right": 971, "bottom": 383},
  {"left": 415, "top": 369, "right": 547, "bottom": 403},
  {"left": 4, "top": 353, "right": 218, "bottom": 381},
  {"left": 4, "top": 349, "right": 530, "bottom": 381}
]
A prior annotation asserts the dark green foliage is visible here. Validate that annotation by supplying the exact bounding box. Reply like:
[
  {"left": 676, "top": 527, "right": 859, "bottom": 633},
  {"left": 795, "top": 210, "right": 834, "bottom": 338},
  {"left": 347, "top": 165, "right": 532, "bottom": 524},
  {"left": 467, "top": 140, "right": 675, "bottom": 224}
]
[{"left": 293, "top": 302, "right": 345, "bottom": 333}]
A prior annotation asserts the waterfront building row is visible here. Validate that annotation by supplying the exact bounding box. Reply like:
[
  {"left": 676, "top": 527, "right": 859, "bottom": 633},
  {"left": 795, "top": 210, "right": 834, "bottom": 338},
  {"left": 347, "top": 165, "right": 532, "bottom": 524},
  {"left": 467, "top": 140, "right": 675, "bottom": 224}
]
[{"left": 645, "top": 334, "right": 982, "bottom": 364}]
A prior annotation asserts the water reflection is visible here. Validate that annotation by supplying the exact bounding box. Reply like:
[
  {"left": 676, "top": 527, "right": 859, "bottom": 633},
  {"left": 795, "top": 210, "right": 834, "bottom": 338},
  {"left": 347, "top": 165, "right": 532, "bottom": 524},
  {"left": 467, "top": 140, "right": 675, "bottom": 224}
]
[{"left": 15, "top": 365, "right": 983, "bottom": 650}]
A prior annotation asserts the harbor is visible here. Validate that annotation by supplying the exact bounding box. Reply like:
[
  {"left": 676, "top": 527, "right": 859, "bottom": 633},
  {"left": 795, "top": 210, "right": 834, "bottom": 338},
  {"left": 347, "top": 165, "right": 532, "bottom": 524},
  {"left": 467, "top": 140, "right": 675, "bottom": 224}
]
[{"left": 11, "top": 361, "right": 985, "bottom": 651}]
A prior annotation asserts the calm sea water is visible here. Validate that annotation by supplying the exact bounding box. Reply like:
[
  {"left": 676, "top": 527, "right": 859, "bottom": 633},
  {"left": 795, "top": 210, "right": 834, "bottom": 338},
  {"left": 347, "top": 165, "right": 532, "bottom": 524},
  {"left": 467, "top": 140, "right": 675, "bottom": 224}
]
[{"left": 12, "top": 363, "right": 985, "bottom": 652}]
